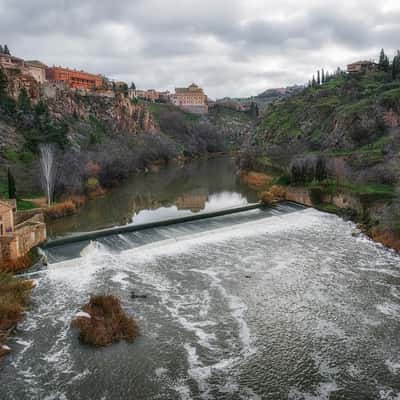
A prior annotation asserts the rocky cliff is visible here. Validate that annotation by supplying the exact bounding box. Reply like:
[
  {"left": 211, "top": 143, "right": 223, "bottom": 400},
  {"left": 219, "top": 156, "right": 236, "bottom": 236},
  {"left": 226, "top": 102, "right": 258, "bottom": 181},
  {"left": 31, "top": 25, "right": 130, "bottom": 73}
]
[
  {"left": 46, "top": 89, "right": 156, "bottom": 135},
  {"left": 0, "top": 68, "right": 156, "bottom": 142}
]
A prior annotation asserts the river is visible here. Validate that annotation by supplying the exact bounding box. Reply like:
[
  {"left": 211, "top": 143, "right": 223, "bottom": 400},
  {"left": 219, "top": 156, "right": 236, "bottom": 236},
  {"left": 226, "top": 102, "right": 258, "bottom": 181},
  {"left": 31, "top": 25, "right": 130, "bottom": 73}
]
[
  {"left": 47, "top": 157, "right": 259, "bottom": 238},
  {"left": 1, "top": 158, "right": 400, "bottom": 399}
]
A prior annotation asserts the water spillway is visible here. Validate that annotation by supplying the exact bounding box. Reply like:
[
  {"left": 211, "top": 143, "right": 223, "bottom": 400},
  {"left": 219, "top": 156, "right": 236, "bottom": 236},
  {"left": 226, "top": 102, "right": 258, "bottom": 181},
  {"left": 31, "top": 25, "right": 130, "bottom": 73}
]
[
  {"left": 43, "top": 202, "right": 303, "bottom": 263},
  {"left": 2, "top": 204, "right": 400, "bottom": 399},
  {"left": 43, "top": 202, "right": 266, "bottom": 249}
]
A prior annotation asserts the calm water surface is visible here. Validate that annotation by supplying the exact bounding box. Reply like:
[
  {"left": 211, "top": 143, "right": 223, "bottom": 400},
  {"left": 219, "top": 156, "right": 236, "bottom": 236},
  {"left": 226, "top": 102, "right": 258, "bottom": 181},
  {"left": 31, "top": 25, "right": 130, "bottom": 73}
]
[{"left": 47, "top": 157, "right": 259, "bottom": 238}]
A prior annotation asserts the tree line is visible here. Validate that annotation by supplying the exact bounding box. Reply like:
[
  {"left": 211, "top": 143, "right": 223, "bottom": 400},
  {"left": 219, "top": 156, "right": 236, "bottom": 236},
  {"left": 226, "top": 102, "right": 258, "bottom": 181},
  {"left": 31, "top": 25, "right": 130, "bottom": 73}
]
[
  {"left": 0, "top": 44, "right": 11, "bottom": 55},
  {"left": 308, "top": 48, "right": 400, "bottom": 88}
]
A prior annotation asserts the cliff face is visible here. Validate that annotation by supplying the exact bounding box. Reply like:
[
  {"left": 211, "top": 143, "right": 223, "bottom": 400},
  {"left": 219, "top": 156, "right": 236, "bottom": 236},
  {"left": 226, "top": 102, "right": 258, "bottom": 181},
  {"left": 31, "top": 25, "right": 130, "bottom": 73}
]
[
  {"left": 46, "top": 90, "right": 156, "bottom": 135},
  {"left": 1, "top": 68, "right": 156, "bottom": 138}
]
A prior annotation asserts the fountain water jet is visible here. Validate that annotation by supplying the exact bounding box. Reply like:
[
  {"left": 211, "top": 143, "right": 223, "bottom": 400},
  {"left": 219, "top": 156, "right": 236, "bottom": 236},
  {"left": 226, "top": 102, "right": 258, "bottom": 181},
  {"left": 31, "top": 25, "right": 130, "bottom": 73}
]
[{"left": 39, "top": 144, "right": 57, "bottom": 207}]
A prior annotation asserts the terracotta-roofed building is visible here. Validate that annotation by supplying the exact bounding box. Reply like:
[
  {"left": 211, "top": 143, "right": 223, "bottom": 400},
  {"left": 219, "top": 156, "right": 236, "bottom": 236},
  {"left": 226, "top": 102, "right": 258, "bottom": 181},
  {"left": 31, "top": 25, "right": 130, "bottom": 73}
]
[{"left": 46, "top": 66, "right": 103, "bottom": 90}]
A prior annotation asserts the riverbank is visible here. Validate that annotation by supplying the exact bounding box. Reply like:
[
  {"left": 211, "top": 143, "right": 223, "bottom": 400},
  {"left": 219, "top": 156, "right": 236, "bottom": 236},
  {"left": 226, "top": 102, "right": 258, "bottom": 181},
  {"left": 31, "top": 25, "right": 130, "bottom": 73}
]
[
  {"left": 241, "top": 170, "right": 400, "bottom": 252},
  {"left": 0, "top": 272, "right": 34, "bottom": 360}
]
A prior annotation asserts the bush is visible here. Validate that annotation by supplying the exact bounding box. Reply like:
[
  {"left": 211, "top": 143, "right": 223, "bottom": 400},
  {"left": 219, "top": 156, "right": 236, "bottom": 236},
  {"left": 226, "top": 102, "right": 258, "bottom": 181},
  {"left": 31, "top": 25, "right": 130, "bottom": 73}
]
[
  {"left": 0, "top": 272, "right": 34, "bottom": 335},
  {"left": 309, "top": 187, "right": 324, "bottom": 205},
  {"left": 290, "top": 155, "right": 327, "bottom": 184},
  {"left": 71, "top": 294, "right": 138, "bottom": 347}
]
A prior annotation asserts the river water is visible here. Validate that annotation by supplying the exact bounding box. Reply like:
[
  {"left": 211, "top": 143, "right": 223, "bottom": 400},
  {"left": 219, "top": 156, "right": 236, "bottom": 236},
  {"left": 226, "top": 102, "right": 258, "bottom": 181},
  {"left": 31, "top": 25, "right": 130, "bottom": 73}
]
[
  {"left": 47, "top": 157, "right": 258, "bottom": 238},
  {"left": 1, "top": 159, "right": 400, "bottom": 399}
]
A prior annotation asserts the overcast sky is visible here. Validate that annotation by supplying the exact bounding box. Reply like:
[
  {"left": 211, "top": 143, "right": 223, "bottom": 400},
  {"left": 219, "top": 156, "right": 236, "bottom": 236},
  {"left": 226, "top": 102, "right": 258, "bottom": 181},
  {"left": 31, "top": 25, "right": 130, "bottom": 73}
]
[{"left": 0, "top": 0, "right": 399, "bottom": 98}]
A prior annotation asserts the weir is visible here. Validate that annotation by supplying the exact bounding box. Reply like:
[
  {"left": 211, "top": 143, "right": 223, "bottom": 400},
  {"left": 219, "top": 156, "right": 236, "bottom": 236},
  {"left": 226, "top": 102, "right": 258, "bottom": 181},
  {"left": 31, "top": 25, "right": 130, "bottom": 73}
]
[{"left": 43, "top": 202, "right": 267, "bottom": 249}]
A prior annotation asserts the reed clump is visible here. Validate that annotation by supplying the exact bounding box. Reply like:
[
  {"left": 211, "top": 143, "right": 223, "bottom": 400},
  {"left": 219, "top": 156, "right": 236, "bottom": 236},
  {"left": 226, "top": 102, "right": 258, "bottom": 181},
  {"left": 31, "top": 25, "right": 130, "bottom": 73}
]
[
  {"left": 71, "top": 294, "right": 139, "bottom": 347},
  {"left": 260, "top": 185, "right": 286, "bottom": 204},
  {"left": 0, "top": 272, "right": 35, "bottom": 358},
  {"left": 44, "top": 201, "right": 77, "bottom": 219}
]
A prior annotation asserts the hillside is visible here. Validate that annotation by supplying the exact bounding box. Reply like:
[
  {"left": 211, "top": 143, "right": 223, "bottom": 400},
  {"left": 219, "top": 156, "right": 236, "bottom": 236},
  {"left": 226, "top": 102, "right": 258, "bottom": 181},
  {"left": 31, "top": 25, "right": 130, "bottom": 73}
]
[
  {"left": 239, "top": 69, "right": 400, "bottom": 249},
  {"left": 241, "top": 71, "right": 400, "bottom": 173},
  {"left": 0, "top": 67, "right": 251, "bottom": 203}
]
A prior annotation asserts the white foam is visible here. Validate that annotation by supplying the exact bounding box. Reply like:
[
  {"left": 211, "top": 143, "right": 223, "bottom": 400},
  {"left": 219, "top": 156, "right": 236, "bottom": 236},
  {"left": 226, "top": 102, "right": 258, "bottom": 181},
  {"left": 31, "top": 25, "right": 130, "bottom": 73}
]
[
  {"left": 79, "top": 240, "right": 101, "bottom": 257},
  {"left": 191, "top": 268, "right": 256, "bottom": 357},
  {"left": 289, "top": 382, "right": 339, "bottom": 400},
  {"left": 119, "top": 209, "right": 321, "bottom": 262},
  {"left": 379, "top": 388, "right": 400, "bottom": 400},
  {"left": 155, "top": 367, "right": 168, "bottom": 377},
  {"left": 110, "top": 271, "right": 130, "bottom": 288},
  {"left": 174, "top": 383, "right": 192, "bottom": 400},
  {"left": 314, "top": 319, "right": 346, "bottom": 339},
  {"left": 385, "top": 359, "right": 400, "bottom": 374},
  {"left": 377, "top": 303, "right": 400, "bottom": 318},
  {"left": 184, "top": 343, "right": 212, "bottom": 397}
]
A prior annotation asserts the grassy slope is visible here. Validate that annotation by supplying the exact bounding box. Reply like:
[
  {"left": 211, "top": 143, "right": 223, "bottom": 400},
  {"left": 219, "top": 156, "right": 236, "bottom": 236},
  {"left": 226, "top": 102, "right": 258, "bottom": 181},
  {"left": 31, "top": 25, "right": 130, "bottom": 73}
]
[{"left": 255, "top": 72, "right": 400, "bottom": 160}]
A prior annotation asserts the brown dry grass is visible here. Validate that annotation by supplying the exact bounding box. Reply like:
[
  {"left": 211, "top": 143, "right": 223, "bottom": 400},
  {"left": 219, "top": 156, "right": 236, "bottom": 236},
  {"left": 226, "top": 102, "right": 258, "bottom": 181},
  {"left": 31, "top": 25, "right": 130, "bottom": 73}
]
[
  {"left": 260, "top": 185, "right": 286, "bottom": 204},
  {"left": 241, "top": 171, "right": 273, "bottom": 189},
  {"left": 87, "top": 186, "right": 105, "bottom": 200},
  {"left": 68, "top": 195, "right": 87, "bottom": 208},
  {"left": 0, "top": 272, "right": 35, "bottom": 356},
  {"left": 71, "top": 294, "right": 139, "bottom": 347},
  {"left": 44, "top": 201, "right": 77, "bottom": 219},
  {"left": 1, "top": 255, "right": 32, "bottom": 273},
  {"left": 371, "top": 228, "right": 400, "bottom": 252}
]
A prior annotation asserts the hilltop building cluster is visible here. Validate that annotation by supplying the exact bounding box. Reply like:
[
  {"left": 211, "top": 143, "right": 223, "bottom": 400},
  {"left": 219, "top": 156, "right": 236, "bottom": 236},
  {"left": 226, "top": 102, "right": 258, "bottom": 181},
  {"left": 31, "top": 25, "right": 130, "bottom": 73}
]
[{"left": 0, "top": 48, "right": 210, "bottom": 114}]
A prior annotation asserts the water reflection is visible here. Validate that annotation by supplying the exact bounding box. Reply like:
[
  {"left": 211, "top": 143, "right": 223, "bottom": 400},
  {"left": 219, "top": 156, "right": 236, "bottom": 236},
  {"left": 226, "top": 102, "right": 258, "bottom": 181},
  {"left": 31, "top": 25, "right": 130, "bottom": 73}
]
[
  {"left": 48, "top": 158, "right": 260, "bottom": 237},
  {"left": 131, "top": 191, "right": 249, "bottom": 224}
]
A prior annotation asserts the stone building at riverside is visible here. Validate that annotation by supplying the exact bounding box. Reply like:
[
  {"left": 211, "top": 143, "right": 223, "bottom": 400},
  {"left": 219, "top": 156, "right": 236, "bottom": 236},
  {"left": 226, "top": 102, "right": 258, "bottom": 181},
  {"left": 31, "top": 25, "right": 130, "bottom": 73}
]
[{"left": 0, "top": 200, "right": 46, "bottom": 267}]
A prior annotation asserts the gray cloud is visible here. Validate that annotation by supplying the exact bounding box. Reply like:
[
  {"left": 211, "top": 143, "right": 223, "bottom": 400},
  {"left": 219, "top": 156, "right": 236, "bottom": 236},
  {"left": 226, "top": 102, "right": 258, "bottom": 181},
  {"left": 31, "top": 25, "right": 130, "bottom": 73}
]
[{"left": 0, "top": 0, "right": 399, "bottom": 98}]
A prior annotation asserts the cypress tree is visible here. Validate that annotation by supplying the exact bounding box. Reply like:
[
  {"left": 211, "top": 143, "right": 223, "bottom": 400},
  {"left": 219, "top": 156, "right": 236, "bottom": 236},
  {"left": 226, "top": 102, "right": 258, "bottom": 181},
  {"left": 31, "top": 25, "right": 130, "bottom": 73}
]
[
  {"left": 0, "top": 45, "right": 3, "bottom": 54},
  {"left": 312, "top": 75, "right": 316, "bottom": 87},
  {"left": 3, "top": 45, "right": 10, "bottom": 55},
  {"left": 0, "top": 67, "right": 7, "bottom": 96},
  {"left": 321, "top": 69, "right": 325, "bottom": 84},
  {"left": 394, "top": 51, "right": 400, "bottom": 80},
  {"left": 379, "top": 48, "right": 390, "bottom": 72},
  {"left": 392, "top": 56, "right": 397, "bottom": 80},
  {"left": 7, "top": 168, "right": 16, "bottom": 199},
  {"left": 317, "top": 70, "right": 321, "bottom": 85}
]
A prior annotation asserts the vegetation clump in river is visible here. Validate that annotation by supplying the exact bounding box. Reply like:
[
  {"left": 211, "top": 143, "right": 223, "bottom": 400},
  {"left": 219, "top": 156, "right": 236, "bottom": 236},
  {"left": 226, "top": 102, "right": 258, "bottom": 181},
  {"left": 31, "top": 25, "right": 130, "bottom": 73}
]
[
  {"left": 71, "top": 294, "right": 139, "bottom": 347},
  {"left": 0, "top": 272, "right": 35, "bottom": 358}
]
